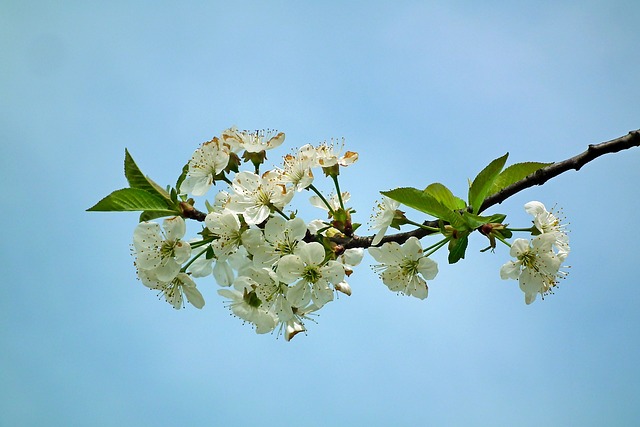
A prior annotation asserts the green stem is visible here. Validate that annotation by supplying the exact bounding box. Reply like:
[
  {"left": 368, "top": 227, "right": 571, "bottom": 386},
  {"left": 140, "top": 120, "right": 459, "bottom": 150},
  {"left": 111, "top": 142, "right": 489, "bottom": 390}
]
[
  {"left": 406, "top": 219, "right": 440, "bottom": 232},
  {"left": 495, "top": 234, "right": 512, "bottom": 248},
  {"left": 190, "top": 237, "right": 214, "bottom": 249},
  {"left": 308, "top": 184, "right": 335, "bottom": 215},
  {"left": 423, "top": 237, "right": 450, "bottom": 257},
  {"left": 331, "top": 175, "right": 345, "bottom": 210},
  {"left": 181, "top": 246, "right": 210, "bottom": 272},
  {"left": 272, "top": 205, "right": 290, "bottom": 220}
]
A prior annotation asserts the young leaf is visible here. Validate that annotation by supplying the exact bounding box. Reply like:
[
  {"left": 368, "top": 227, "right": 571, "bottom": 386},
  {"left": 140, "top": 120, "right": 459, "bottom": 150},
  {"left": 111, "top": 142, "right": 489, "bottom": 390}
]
[
  {"left": 382, "top": 187, "right": 449, "bottom": 219},
  {"left": 424, "top": 183, "right": 466, "bottom": 210},
  {"left": 124, "top": 149, "right": 172, "bottom": 200},
  {"left": 382, "top": 187, "right": 467, "bottom": 230},
  {"left": 448, "top": 235, "right": 468, "bottom": 264},
  {"left": 488, "top": 161, "right": 553, "bottom": 196},
  {"left": 468, "top": 153, "right": 509, "bottom": 213},
  {"left": 460, "top": 212, "right": 507, "bottom": 229},
  {"left": 87, "top": 188, "right": 172, "bottom": 212}
]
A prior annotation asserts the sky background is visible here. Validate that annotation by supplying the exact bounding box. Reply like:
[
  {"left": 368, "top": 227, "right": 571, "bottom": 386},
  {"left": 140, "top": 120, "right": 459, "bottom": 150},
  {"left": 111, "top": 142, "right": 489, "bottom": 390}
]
[{"left": 2, "top": 1, "right": 640, "bottom": 426}]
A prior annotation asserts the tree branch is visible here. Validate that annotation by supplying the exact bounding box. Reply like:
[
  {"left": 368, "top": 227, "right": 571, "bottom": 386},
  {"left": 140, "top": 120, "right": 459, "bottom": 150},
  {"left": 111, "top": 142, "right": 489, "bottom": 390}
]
[
  {"left": 187, "top": 129, "right": 640, "bottom": 249},
  {"left": 479, "top": 129, "right": 640, "bottom": 212}
]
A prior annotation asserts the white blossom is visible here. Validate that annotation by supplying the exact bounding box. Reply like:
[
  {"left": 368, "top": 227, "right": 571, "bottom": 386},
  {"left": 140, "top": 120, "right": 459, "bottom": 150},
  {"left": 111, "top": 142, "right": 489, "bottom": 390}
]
[
  {"left": 279, "top": 144, "right": 317, "bottom": 191},
  {"left": 137, "top": 270, "right": 204, "bottom": 310},
  {"left": 370, "top": 196, "right": 401, "bottom": 246},
  {"left": 226, "top": 171, "right": 294, "bottom": 225},
  {"left": 221, "top": 127, "right": 285, "bottom": 153},
  {"left": 368, "top": 237, "right": 438, "bottom": 300},
  {"left": 277, "top": 241, "right": 345, "bottom": 308},
  {"left": 315, "top": 138, "right": 359, "bottom": 168},
  {"left": 180, "top": 137, "right": 230, "bottom": 196},
  {"left": 247, "top": 216, "right": 307, "bottom": 268},
  {"left": 133, "top": 217, "right": 191, "bottom": 282},
  {"left": 500, "top": 235, "right": 566, "bottom": 304},
  {"left": 524, "top": 201, "right": 570, "bottom": 256},
  {"left": 204, "top": 211, "right": 244, "bottom": 258},
  {"left": 218, "top": 287, "right": 277, "bottom": 334}
]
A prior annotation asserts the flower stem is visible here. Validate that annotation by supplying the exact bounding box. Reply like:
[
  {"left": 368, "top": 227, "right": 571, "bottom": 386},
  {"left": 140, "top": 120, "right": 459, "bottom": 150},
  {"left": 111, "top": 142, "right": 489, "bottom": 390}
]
[
  {"left": 272, "top": 205, "right": 290, "bottom": 220},
  {"left": 495, "top": 234, "right": 512, "bottom": 248},
  {"left": 181, "top": 246, "right": 210, "bottom": 272},
  {"left": 405, "top": 219, "right": 440, "bottom": 232},
  {"left": 308, "top": 184, "right": 335, "bottom": 215},
  {"left": 423, "top": 237, "right": 450, "bottom": 257},
  {"left": 331, "top": 175, "right": 345, "bottom": 210}
]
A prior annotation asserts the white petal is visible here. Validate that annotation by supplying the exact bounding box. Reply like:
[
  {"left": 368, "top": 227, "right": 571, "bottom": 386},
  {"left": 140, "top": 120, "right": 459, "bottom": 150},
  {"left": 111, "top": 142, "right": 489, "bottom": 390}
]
[
  {"left": 298, "top": 242, "right": 326, "bottom": 266},
  {"left": 276, "top": 255, "right": 304, "bottom": 284},
  {"left": 287, "top": 280, "right": 311, "bottom": 307},
  {"left": 213, "top": 260, "right": 234, "bottom": 287},
  {"left": 163, "top": 216, "right": 186, "bottom": 240},
  {"left": 510, "top": 239, "right": 531, "bottom": 257},
  {"left": 417, "top": 257, "right": 438, "bottom": 281},
  {"left": 524, "top": 201, "right": 547, "bottom": 216},
  {"left": 500, "top": 260, "right": 521, "bottom": 280},
  {"left": 264, "top": 216, "right": 286, "bottom": 242}
]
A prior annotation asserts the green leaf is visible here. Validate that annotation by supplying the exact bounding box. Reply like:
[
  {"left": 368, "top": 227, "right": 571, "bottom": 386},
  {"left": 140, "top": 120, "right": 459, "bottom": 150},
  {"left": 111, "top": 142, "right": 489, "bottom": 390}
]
[
  {"left": 382, "top": 187, "right": 467, "bottom": 230},
  {"left": 423, "top": 183, "right": 466, "bottom": 210},
  {"left": 448, "top": 235, "right": 468, "bottom": 264},
  {"left": 488, "top": 161, "right": 553, "bottom": 196},
  {"left": 468, "top": 153, "right": 509, "bottom": 213},
  {"left": 87, "top": 188, "right": 173, "bottom": 212},
  {"left": 382, "top": 187, "right": 449, "bottom": 219},
  {"left": 124, "top": 149, "right": 171, "bottom": 200},
  {"left": 461, "top": 212, "right": 507, "bottom": 229}
]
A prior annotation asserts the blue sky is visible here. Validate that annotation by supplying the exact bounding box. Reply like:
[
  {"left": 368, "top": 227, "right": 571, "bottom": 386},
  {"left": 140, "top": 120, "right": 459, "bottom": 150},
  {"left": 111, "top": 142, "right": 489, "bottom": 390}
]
[{"left": 2, "top": 1, "right": 640, "bottom": 426}]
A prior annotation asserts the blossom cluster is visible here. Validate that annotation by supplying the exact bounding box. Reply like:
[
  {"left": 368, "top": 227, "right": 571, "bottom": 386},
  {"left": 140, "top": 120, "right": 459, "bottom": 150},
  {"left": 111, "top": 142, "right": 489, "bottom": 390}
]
[
  {"left": 132, "top": 127, "right": 363, "bottom": 340},
  {"left": 500, "top": 201, "right": 570, "bottom": 304},
  {"left": 128, "top": 125, "right": 570, "bottom": 341}
]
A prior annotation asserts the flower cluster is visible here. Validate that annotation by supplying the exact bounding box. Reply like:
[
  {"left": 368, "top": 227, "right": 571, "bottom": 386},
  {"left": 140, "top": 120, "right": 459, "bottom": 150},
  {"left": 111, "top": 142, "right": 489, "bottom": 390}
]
[
  {"left": 131, "top": 127, "right": 361, "bottom": 339},
  {"left": 125, "top": 125, "right": 573, "bottom": 340},
  {"left": 500, "top": 201, "right": 570, "bottom": 304}
]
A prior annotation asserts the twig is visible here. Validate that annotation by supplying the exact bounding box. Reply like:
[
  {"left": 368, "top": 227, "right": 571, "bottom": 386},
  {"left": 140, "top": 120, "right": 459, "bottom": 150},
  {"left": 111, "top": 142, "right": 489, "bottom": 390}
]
[{"left": 187, "top": 129, "right": 640, "bottom": 249}]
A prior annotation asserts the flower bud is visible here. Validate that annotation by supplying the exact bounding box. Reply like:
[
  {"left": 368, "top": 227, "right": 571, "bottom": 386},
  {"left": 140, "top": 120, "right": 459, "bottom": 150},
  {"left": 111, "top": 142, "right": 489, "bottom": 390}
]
[{"left": 334, "top": 281, "right": 352, "bottom": 296}]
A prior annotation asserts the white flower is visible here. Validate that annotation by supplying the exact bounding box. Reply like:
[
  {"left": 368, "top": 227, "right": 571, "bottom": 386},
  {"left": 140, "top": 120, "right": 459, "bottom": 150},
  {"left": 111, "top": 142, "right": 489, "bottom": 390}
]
[
  {"left": 500, "top": 235, "right": 566, "bottom": 304},
  {"left": 247, "top": 216, "right": 307, "bottom": 268},
  {"left": 180, "top": 137, "right": 230, "bottom": 196},
  {"left": 283, "top": 303, "right": 320, "bottom": 341},
  {"left": 137, "top": 270, "right": 204, "bottom": 309},
  {"left": 218, "top": 276, "right": 278, "bottom": 334},
  {"left": 204, "top": 211, "right": 244, "bottom": 258},
  {"left": 133, "top": 217, "right": 191, "bottom": 281},
  {"left": 370, "top": 196, "right": 401, "bottom": 246},
  {"left": 279, "top": 144, "right": 317, "bottom": 191},
  {"left": 315, "top": 138, "right": 359, "bottom": 168},
  {"left": 221, "top": 127, "right": 285, "bottom": 153},
  {"left": 334, "top": 248, "right": 364, "bottom": 296},
  {"left": 368, "top": 237, "right": 438, "bottom": 300},
  {"left": 226, "top": 171, "right": 294, "bottom": 225},
  {"left": 524, "top": 201, "right": 570, "bottom": 255},
  {"left": 218, "top": 288, "right": 277, "bottom": 334},
  {"left": 277, "top": 241, "right": 345, "bottom": 308}
]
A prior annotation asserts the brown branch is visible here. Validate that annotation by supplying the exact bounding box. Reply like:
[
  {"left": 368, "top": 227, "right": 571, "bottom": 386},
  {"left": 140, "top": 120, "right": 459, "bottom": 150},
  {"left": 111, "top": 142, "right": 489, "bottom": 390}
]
[
  {"left": 186, "top": 129, "right": 640, "bottom": 249},
  {"left": 479, "top": 129, "right": 640, "bottom": 212}
]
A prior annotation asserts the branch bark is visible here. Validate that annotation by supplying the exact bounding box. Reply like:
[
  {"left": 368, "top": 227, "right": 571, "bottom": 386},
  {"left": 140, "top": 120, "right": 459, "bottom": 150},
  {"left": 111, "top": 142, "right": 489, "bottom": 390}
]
[
  {"left": 187, "top": 129, "right": 640, "bottom": 249},
  {"left": 479, "top": 129, "right": 640, "bottom": 212}
]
